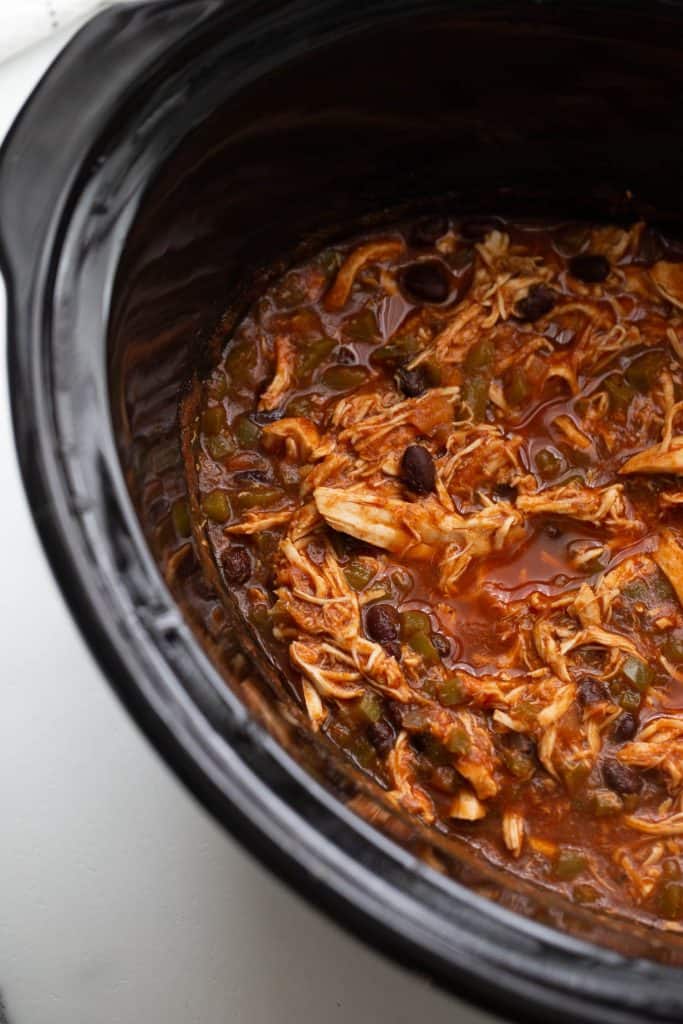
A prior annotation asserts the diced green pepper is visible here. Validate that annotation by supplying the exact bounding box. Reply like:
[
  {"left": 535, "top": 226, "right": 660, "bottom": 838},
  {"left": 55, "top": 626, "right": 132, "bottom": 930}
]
[
  {"left": 321, "top": 365, "right": 369, "bottom": 390},
  {"left": 535, "top": 447, "right": 563, "bottom": 480},
  {"left": 224, "top": 339, "right": 257, "bottom": 386},
  {"left": 400, "top": 609, "right": 431, "bottom": 639},
  {"left": 622, "top": 655, "right": 654, "bottom": 692},
  {"left": 355, "top": 690, "right": 383, "bottom": 723},
  {"left": 201, "top": 489, "right": 232, "bottom": 523},
  {"left": 658, "top": 880, "right": 683, "bottom": 920},
  {"left": 500, "top": 747, "right": 535, "bottom": 780},
  {"left": 344, "top": 560, "right": 375, "bottom": 592},
  {"left": 461, "top": 376, "right": 489, "bottom": 421},
  {"left": 464, "top": 338, "right": 495, "bottom": 373},
  {"left": 436, "top": 676, "right": 466, "bottom": 707},
  {"left": 408, "top": 632, "right": 440, "bottom": 665},
  {"left": 625, "top": 351, "right": 665, "bottom": 392},
  {"left": 619, "top": 689, "right": 642, "bottom": 712},
  {"left": 300, "top": 336, "right": 336, "bottom": 374},
  {"left": 171, "top": 498, "right": 191, "bottom": 538},
  {"left": 205, "top": 433, "right": 236, "bottom": 462},
  {"left": 555, "top": 848, "right": 587, "bottom": 881},
  {"left": 201, "top": 405, "right": 227, "bottom": 435},
  {"left": 421, "top": 735, "right": 452, "bottom": 767},
  {"left": 371, "top": 333, "right": 419, "bottom": 367},
  {"left": 591, "top": 788, "right": 623, "bottom": 817},
  {"left": 343, "top": 307, "right": 378, "bottom": 343},
  {"left": 235, "top": 487, "right": 283, "bottom": 510},
  {"left": 604, "top": 374, "right": 634, "bottom": 412},
  {"left": 446, "top": 726, "right": 471, "bottom": 755},
  {"left": 505, "top": 366, "right": 530, "bottom": 406},
  {"left": 402, "top": 708, "right": 432, "bottom": 730},
  {"left": 233, "top": 414, "right": 262, "bottom": 448}
]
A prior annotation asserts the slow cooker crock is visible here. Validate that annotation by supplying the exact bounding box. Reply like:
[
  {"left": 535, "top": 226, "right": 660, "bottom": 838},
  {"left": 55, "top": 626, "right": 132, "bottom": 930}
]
[{"left": 4, "top": 2, "right": 683, "bottom": 1021}]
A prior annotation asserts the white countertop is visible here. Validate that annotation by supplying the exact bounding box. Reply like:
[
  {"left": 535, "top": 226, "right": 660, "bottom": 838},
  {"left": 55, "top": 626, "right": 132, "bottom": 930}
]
[{"left": 0, "top": 16, "right": 496, "bottom": 1024}]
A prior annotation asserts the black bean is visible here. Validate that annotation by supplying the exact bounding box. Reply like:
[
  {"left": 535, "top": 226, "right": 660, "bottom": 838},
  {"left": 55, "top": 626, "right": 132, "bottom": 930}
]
[
  {"left": 568, "top": 253, "right": 610, "bottom": 283},
  {"left": 222, "top": 545, "right": 251, "bottom": 585},
  {"left": 367, "top": 720, "right": 395, "bottom": 756},
  {"left": 399, "top": 259, "right": 451, "bottom": 304},
  {"left": 386, "top": 701, "right": 404, "bottom": 728},
  {"left": 330, "top": 529, "right": 373, "bottom": 557},
  {"left": 410, "top": 215, "right": 449, "bottom": 247},
  {"left": 365, "top": 603, "right": 400, "bottom": 644},
  {"left": 460, "top": 217, "right": 503, "bottom": 241},
  {"left": 493, "top": 482, "right": 517, "bottom": 502},
  {"left": 602, "top": 757, "right": 642, "bottom": 794},
  {"left": 515, "top": 283, "right": 557, "bottom": 322},
  {"left": 401, "top": 444, "right": 436, "bottom": 494},
  {"left": 384, "top": 640, "right": 402, "bottom": 662},
  {"left": 613, "top": 712, "right": 638, "bottom": 742},
  {"left": 577, "top": 677, "right": 608, "bottom": 706},
  {"left": 396, "top": 364, "right": 430, "bottom": 398},
  {"left": 502, "top": 732, "right": 537, "bottom": 758},
  {"left": 432, "top": 633, "right": 451, "bottom": 657}
]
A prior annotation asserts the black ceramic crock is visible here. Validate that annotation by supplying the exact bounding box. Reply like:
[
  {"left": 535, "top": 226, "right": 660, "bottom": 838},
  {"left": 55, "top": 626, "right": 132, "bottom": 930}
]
[{"left": 4, "top": 2, "right": 683, "bottom": 1020}]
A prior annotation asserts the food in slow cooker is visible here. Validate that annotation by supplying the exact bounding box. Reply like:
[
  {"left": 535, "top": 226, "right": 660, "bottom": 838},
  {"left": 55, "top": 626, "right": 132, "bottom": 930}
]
[{"left": 184, "top": 215, "right": 683, "bottom": 929}]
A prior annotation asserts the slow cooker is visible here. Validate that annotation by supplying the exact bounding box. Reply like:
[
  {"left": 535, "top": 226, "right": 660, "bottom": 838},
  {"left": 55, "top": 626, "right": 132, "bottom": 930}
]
[{"left": 4, "top": 2, "right": 683, "bottom": 1021}]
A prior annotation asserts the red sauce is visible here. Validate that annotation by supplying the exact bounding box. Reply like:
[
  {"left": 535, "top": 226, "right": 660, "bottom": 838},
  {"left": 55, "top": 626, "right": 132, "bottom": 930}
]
[{"left": 184, "top": 216, "right": 683, "bottom": 929}]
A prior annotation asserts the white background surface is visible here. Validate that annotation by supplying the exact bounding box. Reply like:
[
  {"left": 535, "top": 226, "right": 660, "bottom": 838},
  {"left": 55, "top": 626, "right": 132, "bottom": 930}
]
[{"left": 0, "top": 12, "right": 498, "bottom": 1024}]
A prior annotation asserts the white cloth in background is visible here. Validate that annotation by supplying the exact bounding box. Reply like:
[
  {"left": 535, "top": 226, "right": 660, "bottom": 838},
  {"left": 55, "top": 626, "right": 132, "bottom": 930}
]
[{"left": 0, "top": 0, "right": 121, "bottom": 63}]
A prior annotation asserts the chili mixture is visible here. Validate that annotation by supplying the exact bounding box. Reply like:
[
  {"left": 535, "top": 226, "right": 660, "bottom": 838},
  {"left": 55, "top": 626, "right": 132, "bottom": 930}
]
[{"left": 185, "top": 215, "right": 683, "bottom": 928}]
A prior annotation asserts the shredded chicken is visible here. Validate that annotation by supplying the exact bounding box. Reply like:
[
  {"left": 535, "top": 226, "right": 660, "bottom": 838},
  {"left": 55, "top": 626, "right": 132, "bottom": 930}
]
[
  {"left": 517, "top": 481, "right": 640, "bottom": 532},
  {"left": 262, "top": 416, "right": 321, "bottom": 461},
  {"left": 654, "top": 531, "right": 683, "bottom": 608},
  {"left": 502, "top": 811, "right": 525, "bottom": 857},
  {"left": 324, "top": 238, "right": 405, "bottom": 311},
  {"left": 258, "top": 334, "right": 297, "bottom": 411},
  {"left": 190, "top": 216, "right": 683, "bottom": 926},
  {"left": 651, "top": 261, "right": 683, "bottom": 310}
]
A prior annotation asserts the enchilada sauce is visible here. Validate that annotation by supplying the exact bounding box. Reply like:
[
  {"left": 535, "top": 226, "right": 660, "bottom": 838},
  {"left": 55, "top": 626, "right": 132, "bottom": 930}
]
[{"left": 188, "top": 217, "right": 683, "bottom": 927}]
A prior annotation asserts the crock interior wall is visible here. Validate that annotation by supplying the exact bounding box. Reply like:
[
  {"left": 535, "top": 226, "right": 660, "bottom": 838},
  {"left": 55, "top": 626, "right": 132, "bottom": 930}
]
[
  {"left": 109, "top": 4, "right": 683, "bottom": 954},
  {"left": 111, "top": 4, "right": 683, "bottom": 476}
]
